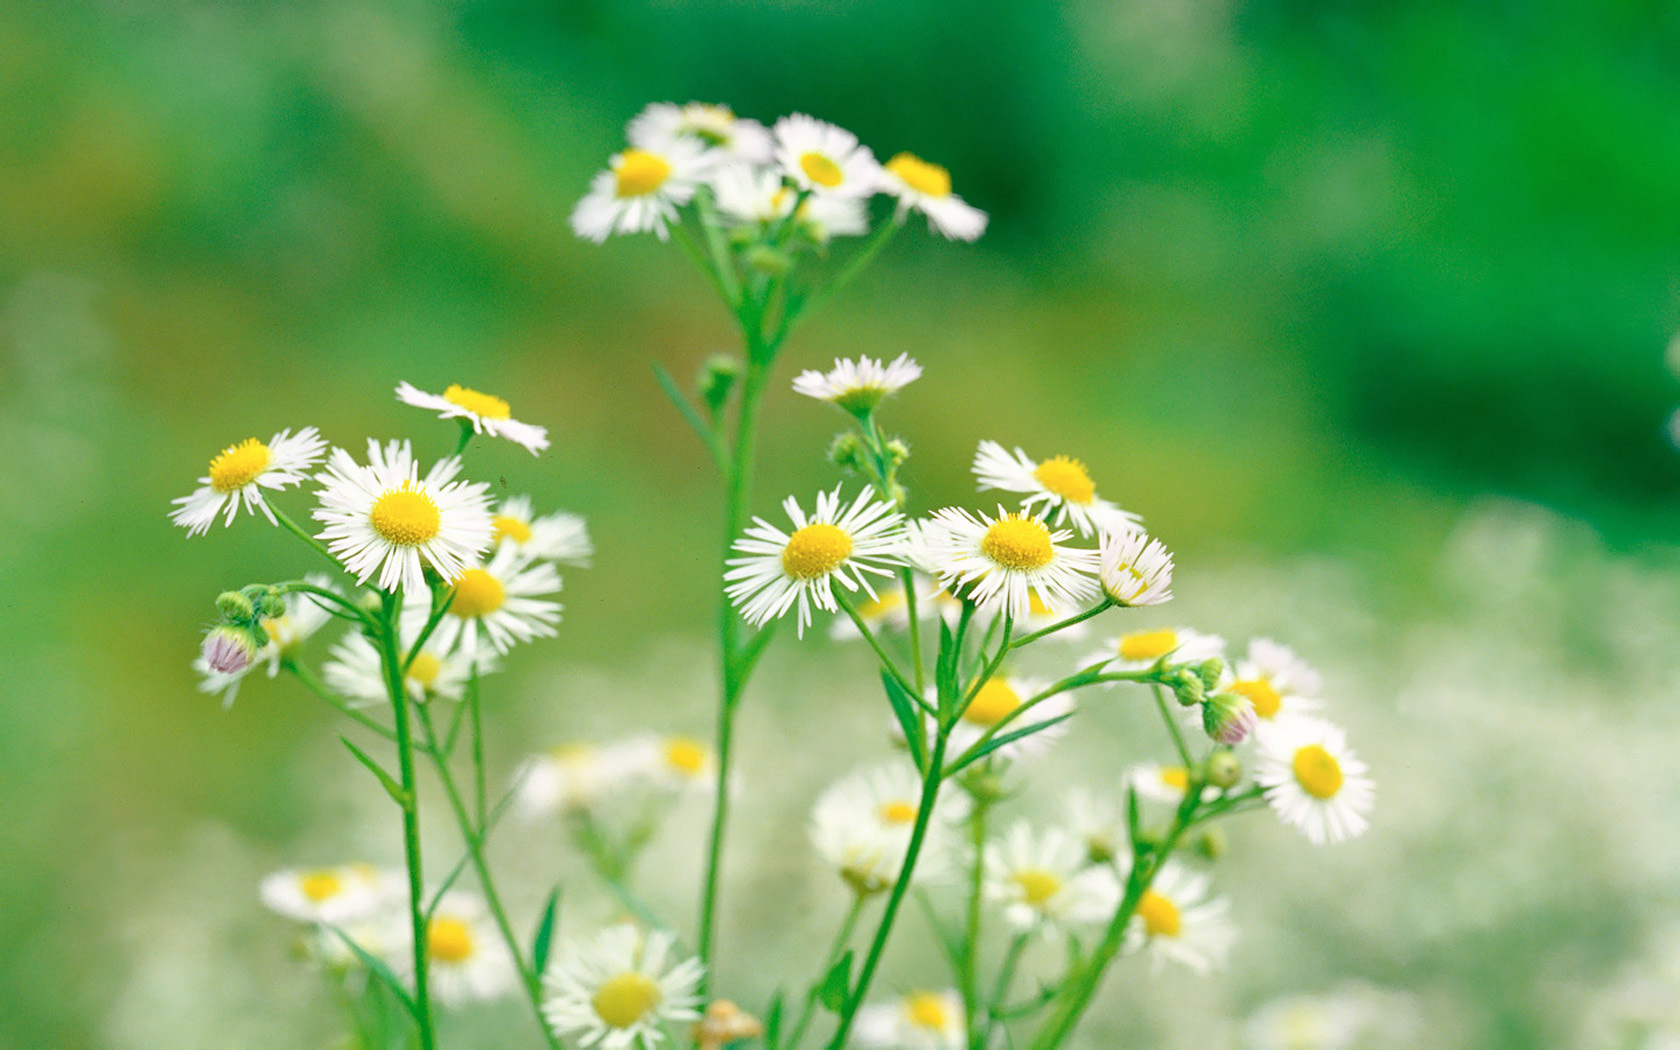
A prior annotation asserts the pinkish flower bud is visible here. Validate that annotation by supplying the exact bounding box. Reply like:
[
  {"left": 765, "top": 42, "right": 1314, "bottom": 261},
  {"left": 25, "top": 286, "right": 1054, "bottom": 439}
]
[
  {"left": 202, "top": 624, "right": 259, "bottom": 675},
  {"left": 1201, "top": 691, "right": 1257, "bottom": 746}
]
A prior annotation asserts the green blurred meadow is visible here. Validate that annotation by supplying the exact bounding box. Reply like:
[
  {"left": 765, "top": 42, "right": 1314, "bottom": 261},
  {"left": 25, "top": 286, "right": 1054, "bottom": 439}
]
[{"left": 4, "top": 0, "right": 1680, "bottom": 1046}]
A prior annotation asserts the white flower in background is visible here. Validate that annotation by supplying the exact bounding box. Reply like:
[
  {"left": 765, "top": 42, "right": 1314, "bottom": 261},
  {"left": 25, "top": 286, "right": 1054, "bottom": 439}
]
[
  {"left": 513, "top": 743, "right": 618, "bottom": 819},
  {"left": 924, "top": 506, "right": 1099, "bottom": 622},
  {"left": 810, "top": 761, "right": 968, "bottom": 894},
  {"left": 616, "top": 734, "right": 717, "bottom": 795},
  {"left": 984, "top": 822, "right": 1120, "bottom": 934},
  {"left": 829, "top": 573, "right": 942, "bottom": 640},
  {"left": 572, "top": 138, "right": 714, "bottom": 242},
  {"left": 725, "top": 488, "right": 907, "bottom": 636},
  {"left": 1120, "top": 858, "right": 1235, "bottom": 974},
  {"left": 1064, "top": 785, "right": 1128, "bottom": 864},
  {"left": 880, "top": 152, "right": 987, "bottom": 241},
  {"left": 323, "top": 600, "right": 490, "bottom": 705},
  {"left": 972, "top": 440, "right": 1142, "bottom": 539},
  {"left": 628, "top": 101, "right": 771, "bottom": 164},
  {"left": 170, "top": 426, "right": 325, "bottom": 536},
  {"left": 544, "top": 924, "right": 704, "bottom": 1049},
  {"left": 491, "top": 495, "right": 592, "bottom": 566},
  {"left": 1228, "top": 638, "right": 1323, "bottom": 724},
  {"left": 792, "top": 353, "right": 922, "bottom": 416},
  {"left": 853, "top": 989, "right": 965, "bottom": 1049},
  {"left": 772, "top": 113, "right": 882, "bottom": 198},
  {"left": 1254, "top": 715, "right": 1373, "bottom": 845},
  {"left": 260, "top": 863, "right": 401, "bottom": 925},
  {"left": 1241, "top": 982, "right": 1421, "bottom": 1050},
  {"left": 431, "top": 542, "right": 563, "bottom": 657},
  {"left": 390, "top": 892, "right": 518, "bottom": 1007},
  {"left": 1126, "top": 761, "right": 1208, "bottom": 806},
  {"left": 944, "top": 675, "right": 1073, "bottom": 763},
  {"left": 395, "top": 381, "right": 550, "bottom": 455},
  {"left": 312, "top": 439, "right": 492, "bottom": 594},
  {"left": 1098, "top": 530, "right": 1174, "bottom": 607},
  {"left": 1088, "top": 626, "right": 1225, "bottom": 675},
  {"left": 254, "top": 575, "right": 337, "bottom": 675},
  {"left": 711, "top": 164, "right": 868, "bottom": 241}
]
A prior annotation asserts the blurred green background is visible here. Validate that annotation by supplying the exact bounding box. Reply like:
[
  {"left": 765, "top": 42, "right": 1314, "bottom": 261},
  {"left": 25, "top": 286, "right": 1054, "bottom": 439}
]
[{"left": 5, "top": 0, "right": 1680, "bottom": 1046}]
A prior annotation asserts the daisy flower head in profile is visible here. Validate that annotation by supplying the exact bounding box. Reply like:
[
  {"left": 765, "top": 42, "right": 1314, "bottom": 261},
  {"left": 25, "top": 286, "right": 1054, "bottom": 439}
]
[
  {"left": 260, "top": 863, "right": 401, "bottom": 926},
  {"left": 880, "top": 151, "right": 988, "bottom": 241},
  {"left": 984, "top": 821, "right": 1120, "bottom": 935},
  {"left": 170, "top": 426, "right": 325, "bottom": 536},
  {"left": 773, "top": 113, "right": 882, "bottom": 199},
  {"left": 972, "top": 440, "right": 1142, "bottom": 539},
  {"left": 711, "top": 163, "right": 868, "bottom": 242},
  {"left": 513, "top": 743, "right": 619, "bottom": 820},
  {"left": 1227, "top": 638, "right": 1323, "bottom": 724},
  {"left": 490, "top": 494, "right": 592, "bottom": 566},
  {"left": 1120, "top": 857, "right": 1236, "bottom": 975},
  {"left": 1098, "top": 529, "right": 1175, "bottom": 607},
  {"left": 430, "top": 542, "right": 563, "bottom": 658},
  {"left": 627, "top": 101, "right": 772, "bottom": 164},
  {"left": 544, "top": 923, "right": 704, "bottom": 1049},
  {"left": 791, "top": 353, "right": 922, "bottom": 417},
  {"left": 571, "top": 136, "right": 714, "bottom": 243},
  {"left": 725, "top": 487, "right": 907, "bottom": 637},
  {"left": 853, "top": 989, "right": 965, "bottom": 1050},
  {"left": 312, "top": 439, "right": 493, "bottom": 595},
  {"left": 391, "top": 891, "right": 518, "bottom": 1007},
  {"left": 924, "top": 506, "right": 1100, "bottom": 624},
  {"left": 394, "top": 380, "right": 549, "bottom": 455},
  {"left": 1254, "top": 715, "right": 1374, "bottom": 845}
]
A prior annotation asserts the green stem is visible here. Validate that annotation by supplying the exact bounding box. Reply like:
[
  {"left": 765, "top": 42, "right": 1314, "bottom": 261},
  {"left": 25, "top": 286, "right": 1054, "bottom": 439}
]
[
  {"left": 285, "top": 660, "right": 395, "bottom": 741},
  {"left": 452, "top": 420, "right": 473, "bottom": 457},
  {"left": 899, "top": 568, "right": 927, "bottom": 695},
  {"left": 374, "top": 592, "right": 436, "bottom": 1050},
  {"left": 981, "top": 933, "right": 1030, "bottom": 1049},
  {"left": 272, "top": 505, "right": 343, "bottom": 572},
  {"left": 780, "top": 217, "right": 902, "bottom": 343},
  {"left": 1008, "top": 599, "right": 1114, "bottom": 649},
  {"left": 954, "top": 617, "right": 1013, "bottom": 720},
  {"left": 959, "top": 798, "right": 990, "bottom": 1029},
  {"left": 692, "top": 186, "right": 743, "bottom": 307},
  {"left": 468, "top": 663, "right": 486, "bottom": 829},
  {"left": 836, "top": 590, "right": 919, "bottom": 701},
  {"left": 275, "top": 579, "right": 375, "bottom": 629},
  {"left": 785, "top": 893, "right": 868, "bottom": 1050},
  {"left": 1152, "top": 684, "right": 1194, "bottom": 768}
]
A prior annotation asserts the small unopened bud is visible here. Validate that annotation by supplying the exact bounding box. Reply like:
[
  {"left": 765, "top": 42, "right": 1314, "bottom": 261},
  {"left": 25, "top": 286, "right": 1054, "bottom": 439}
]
[
  {"left": 746, "top": 245, "right": 792, "bottom": 276},
  {"left": 842, "top": 865, "right": 891, "bottom": 897},
  {"left": 1194, "top": 829, "right": 1227, "bottom": 861},
  {"left": 1171, "top": 669, "right": 1205, "bottom": 707},
  {"left": 1196, "top": 658, "right": 1225, "bottom": 692},
  {"left": 202, "top": 624, "right": 260, "bottom": 675},
  {"left": 215, "top": 591, "right": 254, "bottom": 623},
  {"left": 1202, "top": 692, "right": 1257, "bottom": 746},
  {"left": 257, "top": 588, "right": 287, "bottom": 620},
  {"left": 826, "top": 432, "right": 867, "bottom": 474},
  {"left": 1204, "top": 749, "right": 1242, "bottom": 789},
  {"left": 884, "top": 437, "right": 911, "bottom": 466},
  {"left": 697, "top": 355, "right": 741, "bottom": 414},
  {"left": 961, "top": 768, "right": 1007, "bottom": 806}
]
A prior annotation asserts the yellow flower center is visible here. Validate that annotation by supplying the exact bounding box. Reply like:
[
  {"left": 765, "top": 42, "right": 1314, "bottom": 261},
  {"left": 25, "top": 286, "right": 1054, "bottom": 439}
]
[
  {"left": 427, "top": 917, "right": 475, "bottom": 963},
  {"left": 442, "top": 383, "right": 512, "bottom": 420},
  {"left": 1012, "top": 868, "right": 1062, "bottom": 906},
  {"left": 781, "top": 523, "right": 853, "bottom": 579},
  {"left": 1159, "top": 766, "right": 1189, "bottom": 791},
  {"left": 980, "top": 516, "right": 1054, "bottom": 571},
  {"left": 1032, "top": 455, "right": 1096, "bottom": 505},
  {"left": 592, "top": 971, "right": 663, "bottom": 1028},
  {"left": 208, "top": 438, "right": 270, "bottom": 492},
  {"left": 1027, "top": 591, "right": 1057, "bottom": 617},
  {"left": 1292, "top": 744, "right": 1343, "bottom": 799},
  {"left": 300, "top": 870, "right": 342, "bottom": 902},
  {"left": 1118, "top": 629, "right": 1178, "bottom": 662},
  {"left": 963, "top": 679, "right": 1021, "bottom": 726},
  {"left": 799, "top": 151, "right": 845, "bottom": 188},
  {"left": 448, "top": 569, "right": 506, "bottom": 619},
  {"left": 614, "top": 149, "right": 672, "bottom": 198},
  {"left": 856, "top": 590, "right": 907, "bottom": 620},
  {"left": 1136, "top": 890, "right": 1181, "bottom": 937},
  {"left": 886, "top": 153, "right": 952, "bottom": 198},
  {"left": 406, "top": 651, "right": 442, "bottom": 689},
  {"left": 879, "top": 800, "right": 917, "bottom": 825},
  {"left": 369, "top": 485, "right": 441, "bottom": 546},
  {"left": 664, "top": 737, "right": 707, "bottom": 775},
  {"left": 904, "top": 991, "right": 950, "bottom": 1030},
  {"left": 492, "top": 515, "right": 533, "bottom": 545},
  {"left": 1230, "top": 678, "right": 1283, "bottom": 719}
]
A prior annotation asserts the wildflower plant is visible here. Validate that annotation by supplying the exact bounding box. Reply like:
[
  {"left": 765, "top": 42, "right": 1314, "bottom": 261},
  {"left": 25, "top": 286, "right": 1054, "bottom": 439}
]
[{"left": 179, "top": 100, "right": 1378, "bottom": 1050}]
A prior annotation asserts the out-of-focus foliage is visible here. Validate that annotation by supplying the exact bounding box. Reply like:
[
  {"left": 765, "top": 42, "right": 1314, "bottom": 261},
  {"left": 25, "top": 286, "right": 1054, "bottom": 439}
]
[{"left": 3, "top": 1, "right": 1678, "bottom": 1047}]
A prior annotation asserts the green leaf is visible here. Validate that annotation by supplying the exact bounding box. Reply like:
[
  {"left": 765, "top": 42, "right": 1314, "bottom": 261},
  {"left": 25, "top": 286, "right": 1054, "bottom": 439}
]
[
  {"left": 531, "top": 885, "right": 563, "bottom": 979},
  {"left": 339, "top": 736, "right": 409, "bottom": 807},
  {"left": 818, "top": 949, "right": 853, "bottom": 1013},
  {"left": 325, "top": 924, "right": 418, "bottom": 1020},
  {"left": 653, "top": 360, "right": 721, "bottom": 456},
  {"left": 935, "top": 614, "right": 960, "bottom": 715},
  {"left": 944, "top": 713, "right": 1076, "bottom": 776},
  {"left": 880, "top": 670, "right": 928, "bottom": 774},
  {"left": 762, "top": 990, "right": 786, "bottom": 1050},
  {"left": 1125, "top": 782, "right": 1141, "bottom": 845}
]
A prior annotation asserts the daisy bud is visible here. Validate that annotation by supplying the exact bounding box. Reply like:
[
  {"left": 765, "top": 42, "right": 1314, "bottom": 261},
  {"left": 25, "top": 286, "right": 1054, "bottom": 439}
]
[
  {"left": 202, "top": 624, "right": 260, "bottom": 675},
  {"left": 1196, "top": 658, "right": 1226, "bottom": 692},
  {"left": 1194, "top": 829, "right": 1227, "bottom": 861},
  {"left": 257, "top": 588, "right": 288, "bottom": 620},
  {"left": 698, "top": 355, "right": 740, "bottom": 414},
  {"left": 1205, "top": 749, "right": 1242, "bottom": 789},
  {"left": 1202, "top": 692, "right": 1257, "bottom": 746},
  {"left": 885, "top": 437, "right": 911, "bottom": 466},
  {"left": 960, "top": 767, "right": 1008, "bottom": 806},
  {"left": 826, "top": 432, "right": 867, "bottom": 473},
  {"left": 1171, "top": 669, "right": 1205, "bottom": 707},
  {"left": 216, "top": 590, "right": 255, "bottom": 624}
]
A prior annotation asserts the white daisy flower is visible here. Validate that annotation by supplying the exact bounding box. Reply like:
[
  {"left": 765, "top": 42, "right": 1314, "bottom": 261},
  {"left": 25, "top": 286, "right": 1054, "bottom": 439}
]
[
  {"left": 1098, "top": 530, "right": 1174, "bottom": 607},
  {"left": 853, "top": 989, "right": 965, "bottom": 1050},
  {"left": 924, "top": 506, "right": 1100, "bottom": 623},
  {"left": 1120, "top": 858, "right": 1235, "bottom": 975},
  {"left": 195, "top": 651, "right": 256, "bottom": 708},
  {"left": 170, "top": 426, "right": 325, "bottom": 536},
  {"left": 571, "top": 138, "right": 714, "bottom": 243},
  {"left": 725, "top": 488, "right": 907, "bottom": 637},
  {"left": 1228, "top": 638, "right": 1323, "bottom": 724},
  {"left": 1126, "top": 761, "right": 1206, "bottom": 806},
  {"left": 1241, "top": 982, "right": 1419, "bottom": 1050},
  {"left": 772, "top": 113, "right": 882, "bottom": 198},
  {"left": 313, "top": 439, "right": 493, "bottom": 595},
  {"left": 612, "top": 733, "right": 717, "bottom": 795},
  {"left": 880, "top": 152, "right": 987, "bottom": 241},
  {"left": 809, "top": 761, "right": 968, "bottom": 895},
  {"left": 513, "top": 743, "right": 620, "bottom": 819},
  {"left": 390, "top": 891, "right": 518, "bottom": 1007},
  {"left": 711, "top": 163, "right": 869, "bottom": 241},
  {"left": 828, "top": 573, "right": 942, "bottom": 641},
  {"left": 944, "top": 675, "right": 1073, "bottom": 763},
  {"left": 323, "top": 599, "right": 489, "bottom": 705},
  {"left": 491, "top": 495, "right": 592, "bottom": 566},
  {"left": 429, "top": 542, "right": 563, "bottom": 657},
  {"left": 394, "top": 380, "right": 550, "bottom": 455},
  {"left": 627, "top": 101, "right": 771, "bottom": 164},
  {"left": 1088, "top": 626, "right": 1225, "bottom": 675},
  {"left": 544, "top": 924, "right": 704, "bottom": 1049},
  {"left": 1254, "top": 715, "right": 1374, "bottom": 845},
  {"left": 972, "top": 440, "right": 1142, "bottom": 539},
  {"left": 984, "top": 822, "right": 1120, "bottom": 934},
  {"left": 1064, "top": 785, "right": 1128, "bottom": 864},
  {"left": 791, "top": 353, "right": 922, "bottom": 416},
  {"left": 260, "top": 863, "right": 401, "bottom": 925}
]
